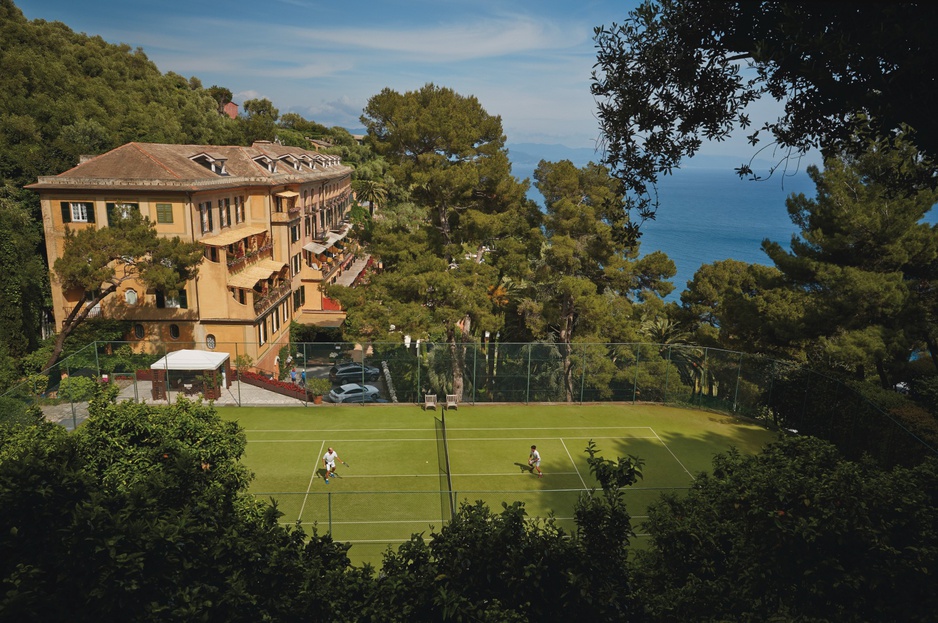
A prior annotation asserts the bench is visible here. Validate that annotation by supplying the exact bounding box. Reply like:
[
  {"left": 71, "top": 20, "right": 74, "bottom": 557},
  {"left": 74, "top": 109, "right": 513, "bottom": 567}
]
[
  {"left": 424, "top": 394, "right": 437, "bottom": 410},
  {"left": 446, "top": 394, "right": 458, "bottom": 409}
]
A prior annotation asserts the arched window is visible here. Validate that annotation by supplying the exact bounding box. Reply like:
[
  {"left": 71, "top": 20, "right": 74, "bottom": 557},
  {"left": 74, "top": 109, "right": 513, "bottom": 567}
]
[
  {"left": 133, "top": 323, "right": 144, "bottom": 339},
  {"left": 125, "top": 289, "right": 138, "bottom": 305},
  {"left": 169, "top": 324, "right": 180, "bottom": 340},
  {"left": 206, "top": 334, "right": 216, "bottom": 350}
]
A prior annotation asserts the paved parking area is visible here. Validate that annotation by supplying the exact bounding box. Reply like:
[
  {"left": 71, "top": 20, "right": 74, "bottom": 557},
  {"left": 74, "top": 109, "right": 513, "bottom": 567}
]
[
  {"left": 40, "top": 363, "right": 395, "bottom": 430},
  {"left": 42, "top": 379, "right": 321, "bottom": 430}
]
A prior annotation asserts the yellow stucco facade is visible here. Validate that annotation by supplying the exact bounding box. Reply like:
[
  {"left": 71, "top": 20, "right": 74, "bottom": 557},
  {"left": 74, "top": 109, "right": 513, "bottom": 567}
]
[{"left": 29, "top": 141, "right": 363, "bottom": 373}]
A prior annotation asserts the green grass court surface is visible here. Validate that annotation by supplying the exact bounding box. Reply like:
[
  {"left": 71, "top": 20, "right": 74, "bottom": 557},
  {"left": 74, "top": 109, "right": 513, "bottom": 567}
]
[{"left": 218, "top": 403, "right": 778, "bottom": 567}]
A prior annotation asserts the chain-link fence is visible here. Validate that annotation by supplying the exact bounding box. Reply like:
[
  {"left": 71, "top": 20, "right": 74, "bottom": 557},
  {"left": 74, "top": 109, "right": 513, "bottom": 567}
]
[
  {"left": 252, "top": 487, "right": 685, "bottom": 551},
  {"left": 3, "top": 339, "right": 936, "bottom": 467}
]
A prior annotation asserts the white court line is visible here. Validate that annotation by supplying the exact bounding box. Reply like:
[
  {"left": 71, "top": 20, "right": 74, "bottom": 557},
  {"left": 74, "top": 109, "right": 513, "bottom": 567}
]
[
  {"left": 454, "top": 471, "right": 581, "bottom": 477},
  {"left": 296, "top": 473, "right": 442, "bottom": 479},
  {"left": 263, "top": 471, "right": 586, "bottom": 480},
  {"left": 447, "top": 436, "right": 658, "bottom": 441},
  {"left": 560, "top": 438, "right": 589, "bottom": 489},
  {"left": 248, "top": 438, "right": 435, "bottom": 443},
  {"left": 446, "top": 426, "right": 655, "bottom": 431},
  {"left": 650, "top": 427, "right": 695, "bottom": 479},
  {"left": 247, "top": 428, "right": 437, "bottom": 433},
  {"left": 246, "top": 426, "right": 655, "bottom": 433},
  {"left": 297, "top": 440, "right": 326, "bottom": 521},
  {"left": 247, "top": 436, "right": 659, "bottom": 443}
]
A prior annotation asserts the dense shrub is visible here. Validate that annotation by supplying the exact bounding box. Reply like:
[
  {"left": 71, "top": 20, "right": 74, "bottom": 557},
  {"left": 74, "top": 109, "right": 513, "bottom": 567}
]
[
  {"left": 913, "top": 376, "right": 938, "bottom": 415},
  {"left": 56, "top": 376, "right": 98, "bottom": 402},
  {"left": 769, "top": 368, "right": 936, "bottom": 467}
]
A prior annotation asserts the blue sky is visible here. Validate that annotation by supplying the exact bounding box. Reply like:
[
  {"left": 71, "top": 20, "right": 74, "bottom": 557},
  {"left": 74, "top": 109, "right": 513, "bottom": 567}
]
[{"left": 18, "top": 0, "right": 790, "bottom": 160}]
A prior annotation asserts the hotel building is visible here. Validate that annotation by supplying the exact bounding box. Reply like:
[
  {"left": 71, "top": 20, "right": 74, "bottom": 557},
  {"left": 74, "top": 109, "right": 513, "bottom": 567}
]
[{"left": 29, "top": 141, "right": 362, "bottom": 372}]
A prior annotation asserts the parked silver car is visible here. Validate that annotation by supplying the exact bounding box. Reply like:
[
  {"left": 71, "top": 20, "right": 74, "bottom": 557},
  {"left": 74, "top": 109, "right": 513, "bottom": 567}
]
[{"left": 328, "top": 383, "right": 381, "bottom": 403}]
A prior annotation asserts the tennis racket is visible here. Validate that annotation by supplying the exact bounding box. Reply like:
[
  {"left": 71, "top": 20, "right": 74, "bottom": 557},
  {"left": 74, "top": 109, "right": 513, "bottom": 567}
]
[{"left": 341, "top": 460, "right": 350, "bottom": 468}]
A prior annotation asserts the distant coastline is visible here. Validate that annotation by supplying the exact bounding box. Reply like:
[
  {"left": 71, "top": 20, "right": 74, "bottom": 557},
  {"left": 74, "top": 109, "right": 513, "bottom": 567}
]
[{"left": 506, "top": 142, "right": 819, "bottom": 300}]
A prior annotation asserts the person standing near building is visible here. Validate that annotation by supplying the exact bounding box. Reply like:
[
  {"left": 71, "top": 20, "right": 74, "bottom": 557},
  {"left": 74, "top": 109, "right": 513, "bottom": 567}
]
[
  {"left": 528, "top": 445, "right": 542, "bottom": 478},
  {"left": 323, "top": 447, "right": 342, "bottom": 483},
  {"left": 290, "top": 367, "right": 297, "bottom": 384}
]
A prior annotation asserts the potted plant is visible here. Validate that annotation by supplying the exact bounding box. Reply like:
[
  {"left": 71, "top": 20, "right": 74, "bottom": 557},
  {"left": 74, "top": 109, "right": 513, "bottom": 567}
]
[
  {"left": 195, "top": 371, "right": 222, "bottom": 400},
  {"left": 306, "top": 377, "right": 332, "bottom": 404}
]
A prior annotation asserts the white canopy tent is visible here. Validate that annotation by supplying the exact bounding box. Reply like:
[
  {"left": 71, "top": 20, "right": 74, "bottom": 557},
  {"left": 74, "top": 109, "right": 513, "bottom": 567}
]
[
  {"left": 150, "top": 349, "right": 230, "bottom": 372},
  {"left": 149, "top": 350, "right": 231, "bottom": 400}
]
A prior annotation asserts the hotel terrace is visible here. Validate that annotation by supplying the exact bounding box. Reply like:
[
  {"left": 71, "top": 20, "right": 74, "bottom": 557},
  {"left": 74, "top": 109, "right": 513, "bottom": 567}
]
[{"left": 29, "top": 141, "right": 363, "bottom": 372}]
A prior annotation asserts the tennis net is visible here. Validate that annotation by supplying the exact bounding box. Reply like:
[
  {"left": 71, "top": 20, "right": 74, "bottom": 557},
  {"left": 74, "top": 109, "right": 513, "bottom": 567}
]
[{"left": 434, "top": 410, "right": 456, "bottom": 521}]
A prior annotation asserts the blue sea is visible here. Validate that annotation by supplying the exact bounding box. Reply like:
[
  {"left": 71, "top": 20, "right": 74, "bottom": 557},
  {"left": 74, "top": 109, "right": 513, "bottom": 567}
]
[
  {"left": 508, "top": 145, "right": 937, "bottom": 302},
  {"left": 637, "top": 167, "right": 816, "bottom": 298},
  {"left": 512, "top": 159, "right": 816, "bottom": 300}
]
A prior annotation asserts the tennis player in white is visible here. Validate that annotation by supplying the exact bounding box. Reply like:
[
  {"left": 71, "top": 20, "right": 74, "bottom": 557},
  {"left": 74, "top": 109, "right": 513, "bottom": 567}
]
[
  {"left": 323, "top": 447, "right": 342, "bottom": 483},
  {"left": 528, "top": 445, "right": 542, "bottom": 478}
]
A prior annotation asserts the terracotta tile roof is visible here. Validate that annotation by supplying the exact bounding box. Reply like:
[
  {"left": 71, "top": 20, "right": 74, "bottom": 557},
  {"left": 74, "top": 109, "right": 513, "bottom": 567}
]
[{"left": 27, "top": 141, "right": 350, "bottom": 191}]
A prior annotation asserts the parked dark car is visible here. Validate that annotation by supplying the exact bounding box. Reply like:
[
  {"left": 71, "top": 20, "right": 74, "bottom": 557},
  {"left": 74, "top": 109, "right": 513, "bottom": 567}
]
[{"left": 329, "top": 362, "right": 381, "bottom": 383}]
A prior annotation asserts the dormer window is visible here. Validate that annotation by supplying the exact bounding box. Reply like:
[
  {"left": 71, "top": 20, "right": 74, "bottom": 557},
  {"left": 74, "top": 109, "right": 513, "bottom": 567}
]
[
  {"left": 253, "top": 155, "right": 276, "bottom": 173},
  {"left": 189, "top": 153, "right": 228, "bottom": 175},
  {"left": 300, "top": 155, "right": 316, "bottom": 170},
  {"left": 279, "top": 155, "right": 302, "bottom": 171}
]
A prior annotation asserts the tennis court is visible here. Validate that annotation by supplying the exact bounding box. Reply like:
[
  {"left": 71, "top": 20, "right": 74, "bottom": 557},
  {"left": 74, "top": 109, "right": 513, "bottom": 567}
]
[{"left": 218, "top": 403, "right": 778, "bottom": 566}]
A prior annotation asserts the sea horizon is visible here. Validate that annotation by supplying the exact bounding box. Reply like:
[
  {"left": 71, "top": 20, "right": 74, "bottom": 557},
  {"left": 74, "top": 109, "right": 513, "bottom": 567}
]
[{"left": 509, "top": 146, "right": 820, "bottom": 301}]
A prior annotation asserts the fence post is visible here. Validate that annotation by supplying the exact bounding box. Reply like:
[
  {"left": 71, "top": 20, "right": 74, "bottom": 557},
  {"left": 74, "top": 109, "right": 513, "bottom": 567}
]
[
  {"left": 235, "top": 342, "right": 242, "bottom": 406},
  {"left": 94, "top": 341, "right": 101, "bottom": 379},
  {"left": 632, "top": 344, "right": 639, "bottom": 403},
  {"left": 664, "top": 345, "right": 671, "bottom": 402},
  {"left": 767, "top": 362, "right": 777, "bottom": 426},
  {"left": 67, "top": 359, "right": 77, "bottom": 430},
  {"left": 525, "top": 345, "right": 532, "bottom": 404},
  {"left": 162, "top": 343, "right": 171, "bottom": 404},
  {"left": 733, "top": 352, "right": 743, "bottom": 412},
  {"left": 698, "top": 348, "right": 709, "bottom": 407},
  {"left": 472, "top": 342, "right": 477, "bottom": 405},
  {"left": 579, "top": 343, "right": 586, "bottom": 404}
]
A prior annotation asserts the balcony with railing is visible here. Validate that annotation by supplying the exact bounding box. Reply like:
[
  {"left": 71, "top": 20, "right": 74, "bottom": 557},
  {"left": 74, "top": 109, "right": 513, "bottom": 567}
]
[
  {"left": 62, "top": 304, "right": 102, "bottom": 325},
  {"left": 226, "top": 242, "right": 273, "bottom": 273},
  {"left": 271, "top": 192, "right": 300, "bottom": 223},
  {"left": 253, "top": 281, "right": 292, "bottom": 315}
]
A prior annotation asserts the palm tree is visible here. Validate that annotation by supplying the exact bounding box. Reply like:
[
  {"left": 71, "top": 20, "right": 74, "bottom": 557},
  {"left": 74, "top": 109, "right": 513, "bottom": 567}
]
[
  {"left": 352, "top": 179, "right": 387, "bottom": 216},
  {"left": 641, "top": 316, "right": 705, "bottom": 396}
]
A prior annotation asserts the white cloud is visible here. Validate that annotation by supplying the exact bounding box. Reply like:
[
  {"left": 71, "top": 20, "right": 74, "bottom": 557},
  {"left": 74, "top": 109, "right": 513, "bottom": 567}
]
[{"left": 288, "top": 15, "right": 587, "bottom": 62}]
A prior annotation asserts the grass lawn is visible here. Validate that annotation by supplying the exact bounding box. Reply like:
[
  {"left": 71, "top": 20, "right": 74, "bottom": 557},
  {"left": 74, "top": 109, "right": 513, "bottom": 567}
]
[{"left": 217, "top": 403, "right": 779, "bottom": 567}]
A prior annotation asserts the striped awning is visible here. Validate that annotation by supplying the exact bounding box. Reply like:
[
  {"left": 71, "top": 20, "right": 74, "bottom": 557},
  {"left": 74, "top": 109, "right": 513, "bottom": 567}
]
[
  {"left": 254, "top": 259, "right": 287, "bottom": 273},
  {"left": 199, "top": 224, "right": 267, "bottom": 247},
  {"left": 227, "top": 261, "right": 283, "bottom": 289},
  {"left": 303, "top": 241, "right": 328, "bottom": 254}
]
